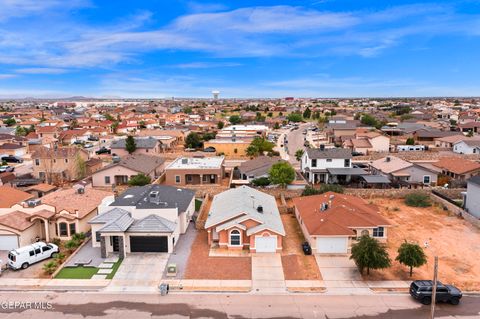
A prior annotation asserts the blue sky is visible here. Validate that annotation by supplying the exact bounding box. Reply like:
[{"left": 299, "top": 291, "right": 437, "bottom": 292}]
[{"left": 0, "top": 0, "right": 479, "bottom": 98}]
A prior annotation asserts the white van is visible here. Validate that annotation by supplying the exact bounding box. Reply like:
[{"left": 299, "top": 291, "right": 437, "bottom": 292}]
[{"left": 7, "top": 242, "right": 59, "bottom": 270}]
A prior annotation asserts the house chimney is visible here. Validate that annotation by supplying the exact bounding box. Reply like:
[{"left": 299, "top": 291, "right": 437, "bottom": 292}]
[{"left": 386, "top": 156, "right": 391, "bottom": 162}]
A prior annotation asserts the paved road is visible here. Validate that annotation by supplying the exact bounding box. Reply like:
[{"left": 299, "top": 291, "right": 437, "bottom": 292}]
[
  {"left": 284, "top": 123, "right": 314, "bottom": 166},
  {"left": 0, "top": 292, "right": 478, "bottom": 318}
]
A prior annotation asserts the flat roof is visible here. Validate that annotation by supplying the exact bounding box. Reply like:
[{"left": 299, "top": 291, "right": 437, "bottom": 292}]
[{"left": 167, "top": 156, "right": 224, "bottom": 169}]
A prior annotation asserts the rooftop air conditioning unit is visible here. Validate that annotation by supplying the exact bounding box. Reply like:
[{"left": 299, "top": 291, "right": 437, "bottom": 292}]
[{"left": 77, "top": 187, "right": 85, "bottom": 194}]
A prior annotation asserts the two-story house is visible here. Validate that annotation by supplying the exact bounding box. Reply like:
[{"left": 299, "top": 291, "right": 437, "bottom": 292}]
[
  {"left": 32, "top": 146, "right": 89, "bottom": 185},
  {"left": 89, "top": 185, "right": 195, "bottom": 257},
  {"left": 301, "top": 147, "right": 360, "bottom": 184}
]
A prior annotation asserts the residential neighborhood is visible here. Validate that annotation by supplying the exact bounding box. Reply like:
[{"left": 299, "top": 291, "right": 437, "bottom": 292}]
[{"left": 1, "top": 1, "right": 480, "bottom": 317}]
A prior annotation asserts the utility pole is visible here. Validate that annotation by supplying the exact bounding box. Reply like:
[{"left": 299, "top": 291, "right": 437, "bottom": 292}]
[{"left": 430, "top": 256, "right": 438, "bottom": 319}]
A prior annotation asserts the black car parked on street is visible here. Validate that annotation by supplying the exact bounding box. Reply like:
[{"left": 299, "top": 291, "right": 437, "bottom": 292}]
[{"left": 410, "top": 280, "right": 462, "bottom": 305}]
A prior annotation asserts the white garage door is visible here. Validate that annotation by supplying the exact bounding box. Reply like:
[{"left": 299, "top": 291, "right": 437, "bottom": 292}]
[
  {"left": 0, "top": 235, "right": 18, "bottom": 250},
  {"left": 317, "top": 237, "right": 348, "bottom": 254},
  {"left": 255, "top": 236, "right": 277, "bottom": 253}
]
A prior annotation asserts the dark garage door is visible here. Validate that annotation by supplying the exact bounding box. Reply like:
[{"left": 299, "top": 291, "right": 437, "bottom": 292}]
[{"left": 130, "top": 236, "right": 168, "bottom": 252}]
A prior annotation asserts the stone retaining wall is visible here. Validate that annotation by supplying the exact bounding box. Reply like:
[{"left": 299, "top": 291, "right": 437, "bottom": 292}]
[{"left": 430, "top": 193, "right": 480, "bottom": 229}]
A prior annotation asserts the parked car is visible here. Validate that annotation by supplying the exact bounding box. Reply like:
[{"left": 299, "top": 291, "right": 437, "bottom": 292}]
[
  {"left": 184, "top": 148, "right": 196, "bottom": 152},
  {"left": 410, "top": 280, "right": 462, "bottom": 305},
  {"left": 7, "top": 242, "right": 59, "bottom": 270},
  {"left": 1, "top": 156, "right": 23, "bottom": 163},
  {"left": 84, "top": 143, "right": 94, "bottom": 149},
  {"left": 73, "top": 140, "right": 84, "bottom": 145},
  {"left": 302, "top": 242, "right": 312, "bottom": 255},
  {"left": 0, "top": 165, "right": 14, "bottom": 172},
  {"left": 88, "top": 136, "right": 99, "bottom": 141},
  {"left": 203, "top": 147, "right": 216, "bottom": 153},
  {"left": 95, "top": 147, "right": 111, "bottom": 155}
]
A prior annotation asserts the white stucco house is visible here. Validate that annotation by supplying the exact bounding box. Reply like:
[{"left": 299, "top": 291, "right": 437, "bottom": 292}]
[
  {"left": 453, "top": 140, "right": 480, "bottom": 154},
  {"left": 89, "top": 185, "right": 195, "bottom": 257}
]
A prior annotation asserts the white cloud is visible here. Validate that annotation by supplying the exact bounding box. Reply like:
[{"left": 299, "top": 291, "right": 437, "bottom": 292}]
[
  {"left": 173, "top": 62, "right": 242, "bottom": 69},
  {"left": 15, "top": 68, "right": 69, "bottom": 74},
  {"left": 0, "top": 0, "right": 90, "bottom": 21},
  {"left": 0, "top": 74, "right": 16, "bottom": 79}
]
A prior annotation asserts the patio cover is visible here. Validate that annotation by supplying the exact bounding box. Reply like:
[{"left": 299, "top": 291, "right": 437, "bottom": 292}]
[
  {"left": 327, "top": 167, "right": 367, "bottom": 175},
  {"left": 361, "top": 175, "right": 391, "bottom": 184}
]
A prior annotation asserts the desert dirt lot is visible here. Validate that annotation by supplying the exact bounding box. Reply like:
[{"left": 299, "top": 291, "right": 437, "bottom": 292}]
[
  {"left": 369, "top": 198, "right": 480, "bottom": 291},
  {"left": 280, "top": 213, "right": 322, "bottom": 280},
  {"left": 184, "top": 230, "right": 251, "bottom": 280}
]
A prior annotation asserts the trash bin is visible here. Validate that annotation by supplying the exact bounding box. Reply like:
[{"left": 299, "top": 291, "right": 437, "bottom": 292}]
[{"left": 159, "top": 283, "right": 169, "bottom": 296}]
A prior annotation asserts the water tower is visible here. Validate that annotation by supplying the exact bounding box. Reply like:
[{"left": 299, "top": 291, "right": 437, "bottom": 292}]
[{"left": 212, "top": 90, "right": 220, "bottom": 100}]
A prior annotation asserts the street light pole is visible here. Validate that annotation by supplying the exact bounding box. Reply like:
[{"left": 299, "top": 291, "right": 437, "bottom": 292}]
[{"left": 430, "top": 256, "right": 438, "bottom": 319}]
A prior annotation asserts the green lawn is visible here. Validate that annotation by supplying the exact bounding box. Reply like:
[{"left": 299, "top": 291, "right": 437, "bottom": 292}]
[
  {"left": 55, "top": 266, "right": 99, "bottom": 279},
  {"left": 195, "top": 199, "right": 203, "bottom": 211},
  {"left": 55, "top": 259, "right": 123, "bottom": 280}
]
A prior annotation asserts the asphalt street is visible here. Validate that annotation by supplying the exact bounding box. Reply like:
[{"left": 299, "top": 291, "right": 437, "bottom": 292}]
[{"left": 0, "top": 292, "right": 478, "bottom": 319}]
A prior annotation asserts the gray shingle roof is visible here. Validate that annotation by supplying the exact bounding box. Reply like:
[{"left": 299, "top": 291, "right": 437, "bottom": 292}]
[
  {"left": 96, "top": 154, "right": 165, "bottom": 175},
  {"left": 98, "top": 213, "right": 135, "bottom": 233},
  {"left": 205, "top": 186, "right": 285, "bottom": 236},
  {"left": 111, "top": 137, "right": 159, "bottom": 149},
  {"left": 239, "top": 156, "right": 283, "bottom": 177},
  {"left": 306, "top": 148, "right": 352, "bottom": 159},
  {"left": 127, "top": 214, "right": 176, "bottom": 233},
  {"left": 89, "top": 208, "right": 131, "bottom": 224},
  {"left": 110, "top": 184, "right": 195, "bottom": 213}
]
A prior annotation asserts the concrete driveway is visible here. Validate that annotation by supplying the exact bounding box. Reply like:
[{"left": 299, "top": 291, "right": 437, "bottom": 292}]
[
  {"left": 105, "top": 253, "right": 169, "bottom": 292},
  {"left": 315, "top": 255, "right": 372, "bottom": 293},
  {"left": 251, "top": 253, "right": 286, "bottom": 293}
]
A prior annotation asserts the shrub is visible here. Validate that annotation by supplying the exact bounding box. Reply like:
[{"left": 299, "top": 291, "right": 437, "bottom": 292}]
[
  {"left": 252, "top": 177, "right": 271, "bottom": 187},
  {"left": 128, "top": 173, "right": 152, "bottom": 186},
  {"left": 43, "top": 260, "right": 58, "bottom": 275},
  {"left": 54, "top": 253, "right": 66, "bottom": 263},
  {"left": 405, "top": 193, "right": 431, "bottom": 207},
  {"left": 301, "top": 185, "right": 344, "bottom": 196},
  {"left": 72, "top": 232, "right": 86, "bottom": 242},
  {"left": 64, "top": 239, "right": 80, "bottom": 252}
]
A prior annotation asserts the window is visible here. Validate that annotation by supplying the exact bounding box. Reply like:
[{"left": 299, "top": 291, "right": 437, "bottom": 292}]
[
  {"left": 69, "top": 223, "right": 76, "bottom": 236},
  {"left": 360, "top": 229, "right": 369, "bottom": 237},
  {"left": 35, "top": 248, "right": 41, "bottom": 254},
  {"left": 311, "top": 159, "right": 317, "bottom": 167},
  {"left": 423, "top": 175, "right": 431, "bottom": 185},
  {"left": 230, "top": 230, "right": 241, "bottom": 246},
  {"left": 187, "top": 175, "right": 193, "bottom": 182},
  {"left": 42, "top": 246, "right": 51, "bottom": 252},
  {"left": 326, "top": 158, "right": 332, "bottom": 163},
  {"left": 344, "top": 159, "right": 351, "bottom": 167},
  {"left": 105, "top": 176, "right": 111, "bottom": 184},
  {"left": 59, "top": 222, "right": 68, "bottom": 236},
  {"left": 29, "top": 250, "right": 35, "bottom": 257},
  {"left": 95, "top": 232, "right": 101, "bottom": 242},
  {"left": 35, "top": 159, "right": 40, "bottom": 166},
  {"left": 175, "top": 175, "right": 181, "bottom": 184},
  {"left": 65, "top": 159, "right": 68, "bottom": 163},
  {"left": 373, "top": 227, "right": 384, "bottom": 237}
]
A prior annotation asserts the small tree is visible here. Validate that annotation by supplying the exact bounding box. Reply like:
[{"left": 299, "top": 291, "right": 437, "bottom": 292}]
[
  {"left": 128, "top": 173, "right": 152, "bottom": 186},
  {"left": 273, "top": 122, "right": 280, "bottom": 129},
  {"left": 396, "top": 241, "right": 427, "bottom": 277},
  {"left": 125, "top": 135, "right": 137, "bottom": 154},
  {"left": 406, "top": 137, "right": 415, "bottom": 145},
  {"left": 217, "top": 121, "right": 224, "bottom": 129},
  {"left": 185, "top": 132, "right": 203, "bottom": 148},
  {"left": 405, "top": 193, "right": 431, "bottom": 207},
  {"left": 268, "top": 162, "right": 295, "bottom": 187},
  {"left": 15, "top": 126, "right": 27, "bottom": 136},
  {"left": 3, "top": 118, "right": 16, "bottom": 126},
  {"left": 350, "top": 235, "right": 391, "bottom": 275},
  {"left": 246, "top": 145, "right": 259, "bottom": 157},
  {"left": 303, "top": 107, "right": 311, "bottom": 119},
  {"left": 295, "top": 149, "right": 304, "bottom": 161},
  {"left": 229, "top": 115, "right": 242, "bottom": 125},
  {"left": 287, "top": 113, "right": 303, "bottom": 123}
]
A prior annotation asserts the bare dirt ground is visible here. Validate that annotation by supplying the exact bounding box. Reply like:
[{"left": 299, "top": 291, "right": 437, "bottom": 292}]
[
  {"left": 368, "top": 198, "right": 480, "bottom": 291},
  {"left": 184, "top": 230, "right": 252, "bottom": 280},
  {"left": 280, "top": 213, "right": 322, "bottom": 280}
]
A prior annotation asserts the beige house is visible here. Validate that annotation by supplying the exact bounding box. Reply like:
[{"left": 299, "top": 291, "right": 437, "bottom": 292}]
[
  {"left": 164, "top": 156, "right": 225, "bottom": 186},
  {"left": 203, "top": 138, "right": 251, "bottom": 156},
  {"left": 0, "top": 186, "right": 113, "bottom": 250},
  {"left": 92, "top": 154, "right": 165, "bottom": 187},
  {"left": 32, "top": 147, "right": 89, "bottom": 185},
  {"left": 110, "top": 137, "right": 162, "bottom": 156}
]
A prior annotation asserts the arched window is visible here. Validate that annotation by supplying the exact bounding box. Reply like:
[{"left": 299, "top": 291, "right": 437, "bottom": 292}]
[
  {"left": 361, "top": 230, "right": 369, "bottom": 237},
  {"left": 230, "top": 230, "right": 241, "bottom": 246}
]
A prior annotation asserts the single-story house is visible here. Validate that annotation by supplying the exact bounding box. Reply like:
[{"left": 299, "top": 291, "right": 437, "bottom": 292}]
[
  {"left": 110, "top": 137, "right": 162, "bottom": 156},
  {"left": 92, "top": 154, "right": 165, "bottom": 187},
  {"left": 89, "top": 185, "right": 195, "bottom": 257},
  {"left": 433, "top": 157, "right": 480, "bottom": 181},
  {"left": 205, "top": 186, "right": 285, "bottom": 253},
  {"left": 292, "top": 192, "right": 391, "bottom": 254},
  {"left": 369, "top": 156, "right": 439, "bottom": 186},
  {"left": 164, "top": 156, "right": 225, "bottom": 186},
  {"left": 237, "top": 156, "right": 283, "bottom": 182}
]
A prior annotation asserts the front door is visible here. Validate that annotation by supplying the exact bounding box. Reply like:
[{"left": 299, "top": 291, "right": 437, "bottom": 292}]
[{"left": 112, "top": 236, "right": 120, "bottom": 252}]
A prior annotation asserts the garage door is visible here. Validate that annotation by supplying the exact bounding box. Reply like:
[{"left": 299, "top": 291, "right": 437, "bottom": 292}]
[
  {"left": 130, "top": 236, "right": 168, "bottom": 252},
  {"left": 316, "top": 237, "right": 348, "bottom": 254},
  {"left": 255, "top": 236, "right": 277, "bottom": 253},
  {"left": 0, "top": 235, "right": 18, "bottom": 250}
]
